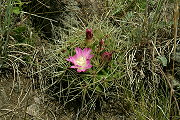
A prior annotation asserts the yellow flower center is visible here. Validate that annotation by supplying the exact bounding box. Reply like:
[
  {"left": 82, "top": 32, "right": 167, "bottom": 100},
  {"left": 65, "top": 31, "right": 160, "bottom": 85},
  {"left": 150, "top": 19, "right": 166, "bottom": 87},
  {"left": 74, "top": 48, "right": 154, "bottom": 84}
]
[{"left": 76, "top": 56, "right": 86, "bottom": 67}]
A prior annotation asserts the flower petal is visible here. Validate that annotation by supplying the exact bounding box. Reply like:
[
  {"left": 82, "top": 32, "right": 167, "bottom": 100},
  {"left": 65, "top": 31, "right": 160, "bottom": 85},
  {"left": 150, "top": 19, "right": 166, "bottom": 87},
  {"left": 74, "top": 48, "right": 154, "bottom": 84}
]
[
  {"left": 83, "top": 48, "right": 94, "bottom": 59},
  {"left": 70, "top": 66, "right": 78, "bottom": 68},
  {"left": 77, "top": 68, "right": 86, "bottom": 72},
  {"left": 75, "top": 48, "right": 83, "bottom": 56},
  {"left": 85, "top": 60, "right": 92, "bottom": 69},
  {"left": 87, "top": 54, "right": 94, "bottom": 59},
  {"left": 85, "top": 64, "right": 92, "bottom": 69},
  {"left": 66, "top": 56, "right": 76, "bottom": 64}
]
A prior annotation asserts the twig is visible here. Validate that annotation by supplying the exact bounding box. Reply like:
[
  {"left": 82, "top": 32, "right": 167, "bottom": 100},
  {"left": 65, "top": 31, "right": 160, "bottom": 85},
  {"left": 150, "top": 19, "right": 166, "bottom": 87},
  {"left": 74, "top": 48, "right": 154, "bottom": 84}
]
[{"left": 172, "top": 0, "right": 179, "bottom": 76}]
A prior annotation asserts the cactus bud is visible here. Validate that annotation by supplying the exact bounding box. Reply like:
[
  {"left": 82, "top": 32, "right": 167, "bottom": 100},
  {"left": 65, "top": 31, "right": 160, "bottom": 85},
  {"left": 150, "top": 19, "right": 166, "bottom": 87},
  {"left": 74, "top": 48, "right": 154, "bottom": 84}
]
[
  {"left": 101, "top": 52, "right": 112, "bottom": 62},
  {"left": 85, "top": 28, "right": 93, "bottom": 44}
]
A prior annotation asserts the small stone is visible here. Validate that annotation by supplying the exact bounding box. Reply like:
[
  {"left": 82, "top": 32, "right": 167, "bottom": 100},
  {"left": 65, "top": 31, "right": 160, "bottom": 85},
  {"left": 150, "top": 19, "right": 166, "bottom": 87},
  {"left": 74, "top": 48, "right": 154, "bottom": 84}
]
[{"left": 26, "top": 104, "right": 39, "bottom": 117}]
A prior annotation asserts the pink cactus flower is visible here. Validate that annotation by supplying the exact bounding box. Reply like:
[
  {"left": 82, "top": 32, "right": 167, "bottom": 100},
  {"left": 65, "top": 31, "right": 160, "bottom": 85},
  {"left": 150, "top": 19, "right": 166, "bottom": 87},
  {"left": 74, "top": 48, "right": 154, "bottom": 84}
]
[{"left": 66, "top": 48, "right": 94, "bottom": 72}]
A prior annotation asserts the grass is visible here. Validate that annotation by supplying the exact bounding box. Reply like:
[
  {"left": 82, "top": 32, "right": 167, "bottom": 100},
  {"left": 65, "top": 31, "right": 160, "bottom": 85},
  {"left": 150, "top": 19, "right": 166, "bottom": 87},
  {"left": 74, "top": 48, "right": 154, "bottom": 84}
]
[{"left": 0, "top": 0, "right": 180, "bottom": 119}]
